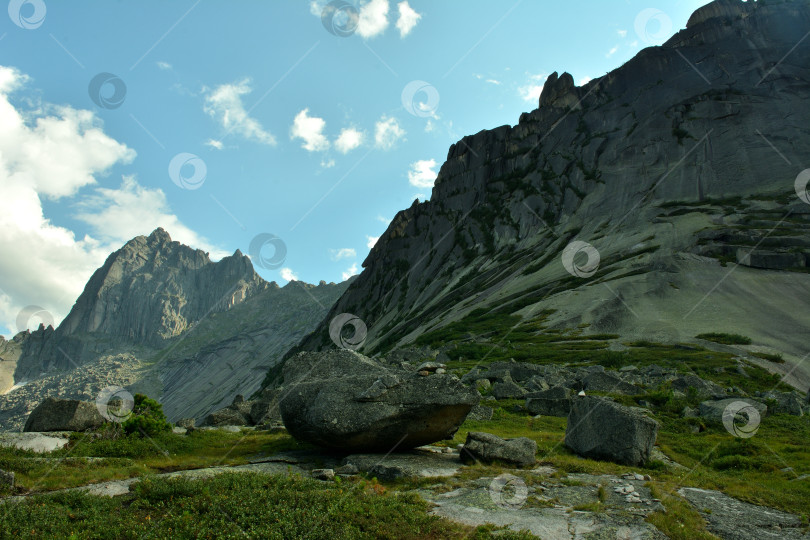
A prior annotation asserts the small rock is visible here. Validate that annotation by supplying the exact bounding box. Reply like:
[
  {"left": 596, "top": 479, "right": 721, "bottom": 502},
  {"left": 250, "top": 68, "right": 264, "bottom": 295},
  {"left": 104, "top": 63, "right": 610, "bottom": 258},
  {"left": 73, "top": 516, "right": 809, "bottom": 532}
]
[
  {"left": 475, "top": 379, "right": 491, "bottom": 391},
  {"left": 335, "top": 463, "right": 359, "bottom": 475},
  {"left": 0, "top": 469, "right": 14, "bottom": 489},
  {"left": 435, "top": 368, "right": 446, "bottom": 375},
  {"left": 416, "top": 361, "right": 446, "bottom": 373},
  {"left": 312, "top": 468, "right": 335, "bottom": 481},
  {"left": 418, "top": 370, "right": 431, "bottom": 377}
]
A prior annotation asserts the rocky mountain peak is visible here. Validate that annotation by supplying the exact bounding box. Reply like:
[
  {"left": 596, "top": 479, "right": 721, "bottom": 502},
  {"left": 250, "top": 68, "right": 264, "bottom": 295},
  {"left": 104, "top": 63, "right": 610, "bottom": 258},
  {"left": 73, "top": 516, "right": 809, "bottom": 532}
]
[
  {"left": 13, "top": 229, "right": 270, "bottom": 380},
  {"left": 538, "top": 71, "right": 579, "bottom": 109}
]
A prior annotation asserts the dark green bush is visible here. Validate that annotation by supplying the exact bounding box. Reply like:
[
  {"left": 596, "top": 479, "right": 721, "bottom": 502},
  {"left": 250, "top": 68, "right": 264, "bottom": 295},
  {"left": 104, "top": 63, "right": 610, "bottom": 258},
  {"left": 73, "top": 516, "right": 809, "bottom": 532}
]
[{"left": 122, "top": 394, "right": 172, "bottom": 437}]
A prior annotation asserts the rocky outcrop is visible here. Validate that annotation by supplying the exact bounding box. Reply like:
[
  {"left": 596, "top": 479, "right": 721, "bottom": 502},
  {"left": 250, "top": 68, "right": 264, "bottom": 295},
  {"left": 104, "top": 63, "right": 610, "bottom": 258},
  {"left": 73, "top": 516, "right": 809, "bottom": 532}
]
[
  {"left": 460, "top": 431, "right": 537, "bottom": 466},
  {"left": 202, "top": 389, "right": 281, "bottom": 427},
  {"left": 282, "top": 0, "right": 810, "bottom": 394},
  {"left": 278, "top": 349, "right": 479, "bottom": 451},
  {"left": 23, "top": 397, "right": 105, "bottom": 432},
  {"left": 565, "top": 396, "right": 659, "bottom": 466}
]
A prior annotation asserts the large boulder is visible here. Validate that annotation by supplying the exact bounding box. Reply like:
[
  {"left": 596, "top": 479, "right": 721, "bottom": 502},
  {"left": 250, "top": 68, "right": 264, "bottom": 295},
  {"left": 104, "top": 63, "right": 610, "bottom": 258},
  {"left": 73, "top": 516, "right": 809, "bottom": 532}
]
[
  {"left": 460, "top": 431, "right": 537, "bottom": 467},
  {"left": 760, "top": 391, "right": 805, "bottom": 416},
  {"left": 279, "top": 350, "right": 479, "bottom": 451},
  {"left": 565, "top": 396, "right": 659, "bottom": 466},
  {"left": 582, "top": 371, "right": 640, "bottom": 395},
  {"left": 491, "top": 376, "right": 526, "bottom": 399},
  {"left": 23, "top": 397, "right": 105, "bottom": 432},
  {"left": 525, "top": 386, "right": 572, "bottom": 417},
  {"left": 699, "top": 398, "right": 768, "bottom": 423}
]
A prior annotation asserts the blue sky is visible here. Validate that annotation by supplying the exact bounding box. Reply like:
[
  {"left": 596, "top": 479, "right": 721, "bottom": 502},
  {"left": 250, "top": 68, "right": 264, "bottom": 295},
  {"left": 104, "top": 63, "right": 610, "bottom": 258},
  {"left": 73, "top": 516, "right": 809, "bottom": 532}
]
[{"left": 0, "top": 0, "right": 711, "bottom": 336}]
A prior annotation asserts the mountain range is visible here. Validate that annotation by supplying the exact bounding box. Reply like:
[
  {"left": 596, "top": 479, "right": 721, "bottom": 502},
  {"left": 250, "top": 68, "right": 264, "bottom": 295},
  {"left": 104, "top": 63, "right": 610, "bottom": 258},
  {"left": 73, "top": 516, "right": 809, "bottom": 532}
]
[{"left": 2, "top": 0, "right": 809, "bottom": 432}]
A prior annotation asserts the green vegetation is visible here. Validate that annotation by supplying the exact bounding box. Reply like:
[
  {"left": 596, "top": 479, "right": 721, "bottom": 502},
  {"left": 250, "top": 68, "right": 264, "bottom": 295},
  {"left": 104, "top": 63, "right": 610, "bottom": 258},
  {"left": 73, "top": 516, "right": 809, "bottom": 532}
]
[
  {"left": 752, "top": 351, "right": 784, "bottom": 363},
  {"left": 696, "top": 332, "right": 752, "bottom": 345},
  {"left": 0, "top": 429, "right": 301, "bottom": 494},
  {"left": 122, "top": 394, "right": 172, "bottom": 437},
  {"left": 0, "top": 472, "right": 533, "bottom": 539}
]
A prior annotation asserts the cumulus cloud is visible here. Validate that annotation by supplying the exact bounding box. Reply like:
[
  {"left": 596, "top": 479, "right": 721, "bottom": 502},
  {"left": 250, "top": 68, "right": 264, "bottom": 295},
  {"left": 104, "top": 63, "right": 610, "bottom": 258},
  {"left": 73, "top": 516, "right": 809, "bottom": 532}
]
[
  {"left": 290, "top": 108, "right": 330, "bottom": 152},
  {"left": 578, "top": 76, "right": 593, "bottom": 86},
  {"left": 310, "top": 0, "right": 395, "bottom": 39},
  {"left": 330, "top": 248, "right": 356, "bottom": 261},
  {"left": 518, "top": 73, "right": 548, "bottom": 103},
  {"left": 75, "top": 176, "right": 228, "bottom": 259},
  {"left": 0, "top": 65, "right": 223, "bottom": 337},
  {"left": 203, "top": 79, "right": 276, "bottom": 145},
  {"left": 357, "top": 0, "right": 390, "bottom": 39},
  {"left": 366, "top": 235, "right": 379, "bottom": 249},
  {"left": 407, "top": 159, "right": 438, "bottom": 188},
  {"left": 374, "top": 115, "right": 405, "bottom": 149},
  {"left": 395, "top": 1, "right": 421, "bottom": 37},
  {"left": 606, "top": 45, "right": 619, "bottom": 58},
  {"left": 280, "top": 268, "right": 298, "bottom": 282},
  {"left": 334, "top": 127, "right": 364, "bottom": 153},
  {"left": 341, "top": 262, "right": 359, "bottom": 281}
]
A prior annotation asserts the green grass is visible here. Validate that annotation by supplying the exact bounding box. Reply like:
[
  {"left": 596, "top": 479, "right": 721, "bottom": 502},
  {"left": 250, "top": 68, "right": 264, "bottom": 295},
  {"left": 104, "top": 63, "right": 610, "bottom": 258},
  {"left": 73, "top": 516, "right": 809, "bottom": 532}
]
[
  {"left": 696, "top": 332, "right": 752, "bottom": 345},
  {"left": 752, "top": 351, "right": 784, "bottom": 363},
  {"left": 0, "top": 472, "right": 533, "bottom": 539},
  {"left": 0, "top": 428, "right": 302, "bottom": 494}
]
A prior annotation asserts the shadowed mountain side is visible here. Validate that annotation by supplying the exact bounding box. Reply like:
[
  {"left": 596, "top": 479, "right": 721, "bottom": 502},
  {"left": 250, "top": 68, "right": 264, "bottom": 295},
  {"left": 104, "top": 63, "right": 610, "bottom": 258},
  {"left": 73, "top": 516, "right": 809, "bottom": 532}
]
[{"left": 282, "top": 0, "right": 810, "bottom": 391}]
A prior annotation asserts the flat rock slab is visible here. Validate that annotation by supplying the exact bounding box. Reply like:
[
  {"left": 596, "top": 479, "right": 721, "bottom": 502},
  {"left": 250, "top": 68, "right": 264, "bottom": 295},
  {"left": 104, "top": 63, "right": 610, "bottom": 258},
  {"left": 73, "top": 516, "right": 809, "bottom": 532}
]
[
  {"left": 344, "top": 450, "right": 463, "bottom": 480},
  {"left": 419, "top": 485, "right": 666, "bottom": 539},
  {"left": 0, "top": 432, "right": 69, "bottom": 453},
  {"left": 679, "top": 487, "right": 809, "bottom": 539}
]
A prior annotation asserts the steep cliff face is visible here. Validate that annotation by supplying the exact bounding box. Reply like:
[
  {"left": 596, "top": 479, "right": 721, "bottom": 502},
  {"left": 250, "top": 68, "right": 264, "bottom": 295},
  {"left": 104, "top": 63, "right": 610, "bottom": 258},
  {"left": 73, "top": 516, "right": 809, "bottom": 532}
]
[
  {"left": 290, "top": 0, "right": 810, "bottom": 389},
  {"left": 13, "top": 228, "right": 267, "bottom": 381}
]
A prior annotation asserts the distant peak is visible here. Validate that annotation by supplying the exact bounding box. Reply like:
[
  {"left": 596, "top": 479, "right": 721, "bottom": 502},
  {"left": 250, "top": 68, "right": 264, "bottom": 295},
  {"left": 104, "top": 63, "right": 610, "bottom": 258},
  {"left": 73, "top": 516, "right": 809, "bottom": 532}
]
[
  {"left": 234, "top": 248, "right": 244, "bottom": 257},
  {"left": 147, "top": 227, "right": 172, "bottom": 244}
]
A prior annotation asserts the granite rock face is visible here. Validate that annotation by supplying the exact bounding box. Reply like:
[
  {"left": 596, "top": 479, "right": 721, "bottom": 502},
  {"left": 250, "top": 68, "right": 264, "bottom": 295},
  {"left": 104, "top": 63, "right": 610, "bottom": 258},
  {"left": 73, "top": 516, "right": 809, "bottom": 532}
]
[
  {"left": 278, "top": 349, "right": 479, "bottom": 451},
  {"left": 282, "top": 0, "right": 810, "bottom": 393},
  {"left": 565, "top": 396, "right": 659, "bottom": 466}
]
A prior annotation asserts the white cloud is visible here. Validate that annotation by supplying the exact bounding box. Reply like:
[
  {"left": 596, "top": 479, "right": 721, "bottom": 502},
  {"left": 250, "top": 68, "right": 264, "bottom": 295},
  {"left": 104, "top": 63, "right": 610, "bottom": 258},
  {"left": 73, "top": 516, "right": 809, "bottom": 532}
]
[
  {"left": 341, "top": 262, "right": 359, "bottom": 281},
  {"left": 156, "top": 61, "right": 172, "bottom": 70},
  {"left": 357, "top": 0, "right": 390, "bottom": 39},
  {"left": 334, "top": 127, "right": 364, "bottom": 153},
  {"left": 203, "top": 79, "right": 276, "bottom": 145},
  {"left": 367, "top": 235, "right": 379, "bottom": 249},
  {"left": 204, "top": 139, "right": 223, "bottom": 150},
  {"left": 321, "top": 158, "right": 336, "bottom": 168},
  {"left": 578, "top": 76, "right": 592, "bottom": 86},
  {"left": 606, "top": 45, "right": 619, "bottom": 58},
  {"left": 0, "top": 66, "right": 225, "bottom": 337},
  {"left": 376, "top": 215, "right": 390, "bottom": 224},
  {"left": 290, "top": 108, "right": 330, "bottom": 152},
  {"left": 395, "top": 1, "right": 421, "bottom": 37},
  {"left": 618, "top": 29, "right": 628, "bottom": 38},
  {"left": 518, "top": 73, "right": 547, "bottom": 102},
  {"left": 330, "top": 248, "right": 356, "bottom": 261},
  {"left": 75, "top": 176, "right": 228, "bottom": 260},
  {"left": 407, "top": 159, "right": 438, "bottom": 188},
  {"left": 280, "top": 268, "right": 298, "bottom": 282},
  {"left": 424, "top": 119, "right": 435, "bottom": 133},
  {"left": 374, "top": 115, "right": 405, "bottom": 149},
  {"left": 485, "top": 79, "right": 502, "bottom": 85}
]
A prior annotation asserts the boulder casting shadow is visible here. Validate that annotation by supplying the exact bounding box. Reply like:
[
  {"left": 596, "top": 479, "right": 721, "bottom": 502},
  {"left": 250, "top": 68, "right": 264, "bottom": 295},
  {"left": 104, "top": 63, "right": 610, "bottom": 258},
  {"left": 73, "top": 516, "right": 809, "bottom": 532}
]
[{"left": 278, "top": 349, "right": 479, "bottom": 452}]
